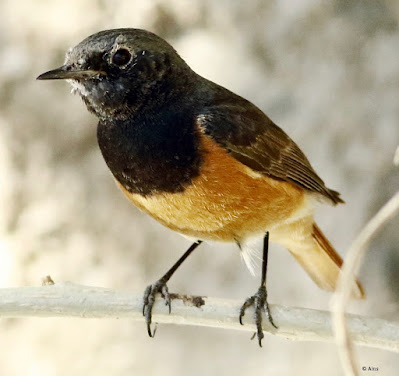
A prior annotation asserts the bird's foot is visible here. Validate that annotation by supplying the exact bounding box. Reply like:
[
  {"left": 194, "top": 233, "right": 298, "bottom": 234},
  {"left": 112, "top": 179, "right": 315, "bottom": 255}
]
[
  {"left": 143, "top": 278, "right": 171, "bottom": 337},
  {"left": 239, "top": 285, "right": 277, "bottom": 347}
]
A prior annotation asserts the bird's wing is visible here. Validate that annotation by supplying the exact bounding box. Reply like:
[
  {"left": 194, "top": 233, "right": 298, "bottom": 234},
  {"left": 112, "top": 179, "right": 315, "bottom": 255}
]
[{"left": 196, "top": 96, "right": 343, "bottom": 204}]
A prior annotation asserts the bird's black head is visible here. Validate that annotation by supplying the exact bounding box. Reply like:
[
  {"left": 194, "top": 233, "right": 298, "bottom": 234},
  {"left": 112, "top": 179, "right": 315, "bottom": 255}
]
[{"left": 37, "top": 29, "right": 193, "bottom": 120}]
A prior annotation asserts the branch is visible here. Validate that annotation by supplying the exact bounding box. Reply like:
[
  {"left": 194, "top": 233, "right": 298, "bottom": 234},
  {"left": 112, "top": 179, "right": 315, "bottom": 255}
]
[
  {"left": 332, "top": 192, "right": 399, "bottom": 373},
  {"left": 0, "top": 282, "right": 398, "bottom": 352}
]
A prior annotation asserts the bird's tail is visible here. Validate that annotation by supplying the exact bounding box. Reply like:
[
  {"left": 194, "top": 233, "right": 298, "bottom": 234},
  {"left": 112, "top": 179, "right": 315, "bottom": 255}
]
[{"left": 284, "top": 223, "right": 365, "bottom": 299}]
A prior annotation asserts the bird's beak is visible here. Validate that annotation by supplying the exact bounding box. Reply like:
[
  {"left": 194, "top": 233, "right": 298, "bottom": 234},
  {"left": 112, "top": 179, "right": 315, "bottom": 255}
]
[{"left": 37, "top": 65, "right": 106, "bottom": 80}]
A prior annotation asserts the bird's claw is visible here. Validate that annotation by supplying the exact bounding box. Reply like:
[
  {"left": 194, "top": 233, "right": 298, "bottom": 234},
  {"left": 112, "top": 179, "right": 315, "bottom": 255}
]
[
  {"left": 239, "top": 285, "right": 277, "bottom": 347},
  {"left": 142, "top": 279, "right": 171, "bottom": 337}
]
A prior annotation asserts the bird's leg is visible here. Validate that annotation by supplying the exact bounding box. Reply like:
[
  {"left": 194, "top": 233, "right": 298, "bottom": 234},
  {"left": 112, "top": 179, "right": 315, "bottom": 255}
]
[
  {"left": 143, "top": 240, "right": 202, "bottom": 337},
  {"left": 239, "top": 232, "right": 277, "bottom": 347}
]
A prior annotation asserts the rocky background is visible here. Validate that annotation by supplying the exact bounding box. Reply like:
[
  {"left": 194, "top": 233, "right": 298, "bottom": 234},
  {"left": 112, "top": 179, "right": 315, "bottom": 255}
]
[{"left": 0, "top": 1, "right": 398, "bottom": 375}]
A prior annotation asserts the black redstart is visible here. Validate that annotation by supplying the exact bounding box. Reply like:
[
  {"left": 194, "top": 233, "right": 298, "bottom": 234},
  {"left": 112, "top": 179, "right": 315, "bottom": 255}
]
[{"left": 38, "top": 29, "right": 364, "bottom": 346}]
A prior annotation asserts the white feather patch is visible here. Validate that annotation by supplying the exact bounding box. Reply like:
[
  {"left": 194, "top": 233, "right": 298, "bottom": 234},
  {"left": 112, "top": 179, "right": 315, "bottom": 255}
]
[
  {"left": 240, "top": 236, "right": 263, "bottom": 276},
  {"left": 67, "top": 79, "right": 90, "bottom": 97}
]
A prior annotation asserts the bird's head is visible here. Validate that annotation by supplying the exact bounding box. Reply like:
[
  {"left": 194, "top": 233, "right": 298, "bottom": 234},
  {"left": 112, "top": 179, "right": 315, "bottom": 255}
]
[{"left": 37, "top": 29, "right": 192, "bottom": 120}]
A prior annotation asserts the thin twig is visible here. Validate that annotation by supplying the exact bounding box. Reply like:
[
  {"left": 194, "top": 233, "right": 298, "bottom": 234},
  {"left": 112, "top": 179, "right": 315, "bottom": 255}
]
[
  {"left": 332, "top": 191, "right": 399, "bottom": 376},
  {"left": 394, "top": 145, "right": 399, "bottom": 166},
  {"left": 0, "top": 282, "right": 398, "bottom": 352}
]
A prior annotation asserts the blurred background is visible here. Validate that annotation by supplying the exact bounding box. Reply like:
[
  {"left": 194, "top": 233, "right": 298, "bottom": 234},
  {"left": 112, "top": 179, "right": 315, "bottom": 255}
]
[{"left": 0, "top": 0, "right": 398, "bottom": 375}]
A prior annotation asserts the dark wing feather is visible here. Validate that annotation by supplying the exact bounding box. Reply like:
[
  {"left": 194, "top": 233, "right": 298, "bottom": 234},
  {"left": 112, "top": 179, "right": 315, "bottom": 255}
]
[{"left": 197, "top": 95, "right": 343, "bottom": 204}]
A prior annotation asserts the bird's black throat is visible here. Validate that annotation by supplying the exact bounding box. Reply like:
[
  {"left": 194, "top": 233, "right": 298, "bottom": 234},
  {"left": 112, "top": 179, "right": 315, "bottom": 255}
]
[{"left": 97, "top": 99, "right": 204, "bottom": 195}]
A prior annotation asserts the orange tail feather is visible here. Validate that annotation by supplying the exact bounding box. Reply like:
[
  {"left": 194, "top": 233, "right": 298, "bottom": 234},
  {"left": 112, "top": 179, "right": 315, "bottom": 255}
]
[{"left": 288, "top": 223, "right": 365, "bottom": 299}]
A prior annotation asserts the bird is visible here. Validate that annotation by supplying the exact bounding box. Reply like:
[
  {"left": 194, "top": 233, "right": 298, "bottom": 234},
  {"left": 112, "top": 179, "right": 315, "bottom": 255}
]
[{"left": 37, "top": 28, "right": 364, "bottom": 346}]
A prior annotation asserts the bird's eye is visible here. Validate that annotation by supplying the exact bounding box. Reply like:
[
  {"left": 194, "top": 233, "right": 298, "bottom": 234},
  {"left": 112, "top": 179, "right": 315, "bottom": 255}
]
[{"left": 111, "top": 48, "right": 131, "bottom": 66}]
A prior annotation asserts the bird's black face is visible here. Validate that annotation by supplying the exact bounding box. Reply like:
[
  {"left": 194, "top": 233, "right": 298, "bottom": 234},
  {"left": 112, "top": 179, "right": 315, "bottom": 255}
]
[{"left": 38, "top": 29, "right": 191, "bottom": 120}]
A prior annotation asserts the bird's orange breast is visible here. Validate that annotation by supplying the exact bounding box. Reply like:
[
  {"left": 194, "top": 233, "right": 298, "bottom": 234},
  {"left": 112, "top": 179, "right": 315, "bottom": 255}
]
[{"left": 116, "top": 134, "right": 307, "bottom": 242}]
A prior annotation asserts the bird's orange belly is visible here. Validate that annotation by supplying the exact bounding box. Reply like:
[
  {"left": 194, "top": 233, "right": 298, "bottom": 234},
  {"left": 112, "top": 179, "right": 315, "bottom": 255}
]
[{"left": 117, "top": 135, "right": 307, "bottom": 242}]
